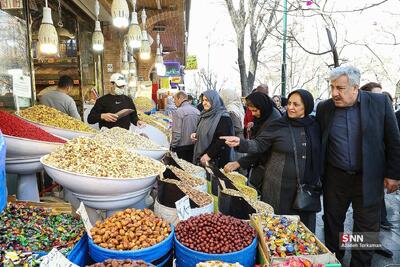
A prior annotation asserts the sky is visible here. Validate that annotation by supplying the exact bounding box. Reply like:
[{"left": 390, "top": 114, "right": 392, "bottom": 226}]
[{"left": 185, "top": 0, "right": 400, "bottom": 99}]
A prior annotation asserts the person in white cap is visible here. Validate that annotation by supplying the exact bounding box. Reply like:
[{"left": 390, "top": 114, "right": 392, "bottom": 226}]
[{"left": 87, "top": 73, "right": 144, "bottom": 129}]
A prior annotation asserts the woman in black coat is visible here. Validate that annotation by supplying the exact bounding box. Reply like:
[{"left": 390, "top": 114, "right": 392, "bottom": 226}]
[
  {"left": 222, "top": 89, "right": 321, "bottom": 232},
  {"left": 191, "top": 90, "right": 234, "bottom": 168},
  {"left": 224, "top": 92, "right": 281, "bottom": 191}
]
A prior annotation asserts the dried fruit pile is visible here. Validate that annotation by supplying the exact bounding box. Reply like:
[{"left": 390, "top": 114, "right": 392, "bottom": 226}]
[
  {"left": 43, "top": 137, "right": 165, "bottom": 178},
  {"left": 90, "top": 209, "right": 171, "bottom": 251},
  {"left": 19, "top": 105, "right": 97, "bottom": 133},
  {"left": 87, "top": 259, "right": 154, "bottom": 267},
  {"left": 134, "top": 97, "right": 156, "bottom": 112},
  {"left": 94, "top": 127, "right": 162, "bottom": 150},
  {"left": 0, "top": 111, "right": 65, "bottom": 143},
  {"left": 196, "top": 261, "right": 243, "bottom": 267},
  {"left": 0, "top": 203, "right": 83, "bottom": 254},
  {"left": 175, "top": 213, "right": 255, "bottom": 254}
]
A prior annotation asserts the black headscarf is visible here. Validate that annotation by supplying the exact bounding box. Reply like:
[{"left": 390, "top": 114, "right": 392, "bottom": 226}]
[
  {"left": 269, "top": 89, "right": 321, "bottom": 185},
  {"left": 246, "top": 92, "right": 275, "bottom": 136}
]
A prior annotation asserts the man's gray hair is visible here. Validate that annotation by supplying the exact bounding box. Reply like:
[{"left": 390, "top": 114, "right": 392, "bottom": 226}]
[
  {"left": 329, "top": 66, "right": 361, "bottom": 87},
  {"left": 175, "top": 90, "right": 188, "bottom": 100}
]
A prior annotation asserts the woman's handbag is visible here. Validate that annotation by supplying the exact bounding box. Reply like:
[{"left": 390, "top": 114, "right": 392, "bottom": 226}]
[{"left": 288, "top": 125, "right": 322, "bottom": 212}]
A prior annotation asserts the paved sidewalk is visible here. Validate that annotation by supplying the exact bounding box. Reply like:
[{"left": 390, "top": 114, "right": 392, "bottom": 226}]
[{"left": 316, "top": 193, "right": 400, "bottom": 267}]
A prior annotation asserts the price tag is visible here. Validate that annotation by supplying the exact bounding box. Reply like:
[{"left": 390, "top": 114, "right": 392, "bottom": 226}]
[
  {"left": 13, "top": 75, "right": 31, "bottom": 98},
  {"left": 76, "top": 202, "right": 93, "bottom": 237},
  {"left": 175, "top": 195, "right": 192, "bottom": 221},
  {"left": 40, "top": 248, "right": 78, "bottom": 267}
]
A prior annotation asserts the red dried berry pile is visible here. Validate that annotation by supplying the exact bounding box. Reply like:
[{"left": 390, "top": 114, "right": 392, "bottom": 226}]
[
  {"left": 175, "top": 213, "right": 256, "bottom": 254},
  {"left": 0, "top": 110, "right": 65, "bottom": 143}
]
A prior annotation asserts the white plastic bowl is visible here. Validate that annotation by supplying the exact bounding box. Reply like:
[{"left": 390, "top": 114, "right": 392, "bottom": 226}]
[
  {"left": 40, "top": 156, "right": 165, "bottom": 195},
  {"left": 6, "top": 157, "right": 43, "bottom": 174},
  {"left": 72, "top": 185, "right": 153, "bottom": 210},
  {"left": 16, "top": 113, "right": 96, "bottom": 140},
  {"left": 130, "top": 124, "right": 170, "bottom": 148},
  {"left": 4, "top": 134, "right": 66, "bottom": 158},
  {"left": 128, "top": 147, "right": 169, "bottom": 160}
]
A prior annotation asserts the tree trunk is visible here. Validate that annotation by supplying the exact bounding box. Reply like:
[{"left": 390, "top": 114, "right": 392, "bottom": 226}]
[
  {"left": 237, "top": 35, "right": 248, "bottom": 97},
  {"left": 247, "top": 40, "right": 258, "bottom": 95}
]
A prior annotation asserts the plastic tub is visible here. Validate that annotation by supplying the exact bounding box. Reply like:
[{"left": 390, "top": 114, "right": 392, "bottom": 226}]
[
  {"left": 0, "top": 132, "right": 6, "bottom": 212},
  {"left": 174, "top": 235, "right": 257, "bottom": 267},
  {"left": 88, "top": 226, "right": 174, "bottom": 265}
]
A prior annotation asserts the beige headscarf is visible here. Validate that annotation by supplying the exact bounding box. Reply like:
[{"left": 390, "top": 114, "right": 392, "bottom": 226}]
[{"left": 219, "top": 88, "right": 245, "bottom": 129}]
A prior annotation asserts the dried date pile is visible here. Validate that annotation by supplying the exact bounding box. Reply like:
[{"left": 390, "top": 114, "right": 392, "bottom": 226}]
[
  {"left": 90, "top": 209, "right": 171, "bottom": 251},
  {"left": 175, "top": 213, "right": 255, "bottom": 254},
  {"left": 43, "top": 137, "right": 165, "bottom": 178},
  {"left": 87, "top": 259, "right": 154, "bottom": 267}
]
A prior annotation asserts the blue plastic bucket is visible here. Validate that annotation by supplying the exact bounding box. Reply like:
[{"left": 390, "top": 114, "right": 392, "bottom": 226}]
[
  {"left": 0, "top": 132, "right": 6, "bottom": 213},
  {"left": 88, "top": 226, "right": 174, "bottom": 265},
  {"left": 34, "top": 233, "right": 89, "bottom": 266},
  {"left": 174, "top": 235, "right": 257, "bottom": 267}
]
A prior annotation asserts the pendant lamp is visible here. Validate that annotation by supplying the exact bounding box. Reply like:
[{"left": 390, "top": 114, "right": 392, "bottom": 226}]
[
  {"left": 155, "top": 33, "right": 164, "bottom": 69},
  {"left": 38, "top": 0, "right": 58, "bottom": 55},
  {"left": 139, "top": 9, "right": 151, "bottom": 60},
  {"left": 126, "top": 0, "right": 141, "bottom": 49},
  {"left": 121, "top": 42, "right": 129, "bottom": 75},
  {"left": 111, "top": 0, "right": 129, "bottom": 28},
  {"left": 92, "top": 0, "right": 104, "bottom": 52},
  {"left": 129, "top": 55, "right": 137, "bottom": 75}
]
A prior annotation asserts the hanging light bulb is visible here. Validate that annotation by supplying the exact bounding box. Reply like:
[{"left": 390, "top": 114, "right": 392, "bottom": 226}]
[
  {"left": 129, "top": 54, "right": 137, "bottom": 74},
  {"left": 92, "top": 0, "right": 104, "bottom": 52},
  {"left": 121, "top": 42, "right": 129, "bottom": 75},
  {"left": 38, "top": 0, "right": 58, "bottom": 55},
  {"left": 156, "top": 63, "right": 166, "bottom": 76},
  {"left": 139, "top": 9, "right": 151, "bottom": 60},
  {"left": 126, "top": 0, "right": 141, "bottom": 49},
  {"left": 155, "top": 34, "right": 164, "bottom": 69},
  {"left": 111, "top": 0, "right": 129, "bottom": 28}
]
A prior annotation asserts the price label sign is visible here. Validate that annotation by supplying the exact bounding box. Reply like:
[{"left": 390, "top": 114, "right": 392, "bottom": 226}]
[
  {"left": 40, "top": 248, "right": 78, "bottom": 267},
  {"left": 76, "top": 202, "right": 93, "bottom": 237},
  {"left": 13, "top": 75, "right": 31, "bottom": 98},
  {"left": 175, "top": 195, "right": 192, "bottom": 221}
]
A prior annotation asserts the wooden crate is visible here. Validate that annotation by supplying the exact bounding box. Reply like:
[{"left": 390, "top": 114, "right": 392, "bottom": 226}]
[{"left": 251, "top": 214, "right": 341, "bottom": 266}]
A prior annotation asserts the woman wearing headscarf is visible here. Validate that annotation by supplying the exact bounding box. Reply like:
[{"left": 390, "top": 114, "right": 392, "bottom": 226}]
[
  {"left": 222, "top": 89, "right": 321, "bottom": 232},
  {"left": 191, "top": 90, "right": 234, "bottom": 168},
  {"left": 225, "top": 92, "right": 281, "bottom": 191}
]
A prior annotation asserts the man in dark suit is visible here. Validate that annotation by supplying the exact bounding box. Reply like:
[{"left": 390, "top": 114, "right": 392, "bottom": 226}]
[{"left": 316, "top": 66, "right": 400, "bottom": 266}]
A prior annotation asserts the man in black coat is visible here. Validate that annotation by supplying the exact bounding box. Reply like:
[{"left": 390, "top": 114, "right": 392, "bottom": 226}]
[{"left": 316, "top": 66, "right": 400, "bottom": 267}]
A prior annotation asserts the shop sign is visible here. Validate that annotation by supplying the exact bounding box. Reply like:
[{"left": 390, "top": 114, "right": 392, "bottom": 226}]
[
  {"left": 171, "top": 76, "right": 181, "bottom": 84},
  {"left": 186, "top": 55, "right": 198, "bottom": 70},
  {"left": 12, "top": 75, "right": 31, "bottom": 98},
  {"left": 0, "top": 0, "right": 23, "bottom": 9}
]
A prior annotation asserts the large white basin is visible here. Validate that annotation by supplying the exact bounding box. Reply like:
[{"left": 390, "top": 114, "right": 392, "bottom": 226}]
[
  {"left": 4, "top": 134, "right": 65, "bottom": 158},
  {"left": 130, "top": 124, "right": 170, "bottom": 148},
  {"left": 128, "top": 147, "right": 169, "bottom": 160},
  {"left": 16, "top": 113, "right": 96, "bottom": 140},
  {"left": 72, "top": 185, "right": 153, "bottom": 210},
  {"left": 41, "top": 156, "right": 165, "bottom": 196},
  {"left": 6, "top": 157, "right": 43, "bottom": 201}
]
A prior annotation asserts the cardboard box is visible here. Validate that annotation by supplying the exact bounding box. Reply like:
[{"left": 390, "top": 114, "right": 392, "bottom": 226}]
[{"left": 251, "top": 214, "right": 341, "bottom": 267}]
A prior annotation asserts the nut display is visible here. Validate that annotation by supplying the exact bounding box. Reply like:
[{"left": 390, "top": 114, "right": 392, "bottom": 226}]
[
  {"left": 0, "top": 203, "right": 83, "bottom": 254},
  {"left": 134, "top": 97, "right": 156, "bottom": 112},
  {"left": 138, "top": 112, "right": 172, "bottom": 140},
  {"left": 259, "top": 214, "right": 323, "bottom": 257},
  {"left": 167, "top": 165, "right": 205, "bottom": 188},
  {"left": 19, "top": 105, "right": 97, "bottom": 133},
  {"left": 235, "top": 184, "right": 257, "bottom": 200},
  {"left": 175, "top": 213, "right": 256, "bottom": 254},
  {"left": 43, "top": 137, "right": 165, "bottom": 178},
  {"left": 163, "top": 179, "right": 212, "bottom": 207},
  {"left": 221, "top": 189, "right": 273, "bottom": 213},
  {"left": 94, "top": 127, "right": 163, "bottom": 150},
  {"left": 87, "top": 259, "right": 154, "bottom": 267},
  {"left": 221, "top": 170, "right": 247, "bottom": 185},
  {"left": 221, "top": 188, "right": 243, "bottom": 198},
  {"left": 173, "top": 156, "right": 205, "bottom": 175},
  {"left": 196, "top": 261, "right": 243, "bottom": 267},
  {"left": 90, "top": 208, "right": 171, "bottom": 251}
]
